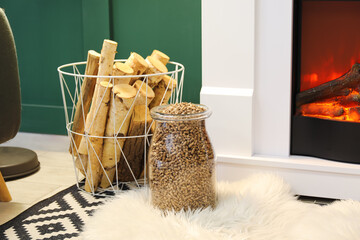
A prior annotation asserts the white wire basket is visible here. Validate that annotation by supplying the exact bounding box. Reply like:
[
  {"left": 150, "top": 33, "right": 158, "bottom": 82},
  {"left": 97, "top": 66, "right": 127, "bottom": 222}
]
[{"left": 58, "top": 59, "right": 185, "bottom": 196}]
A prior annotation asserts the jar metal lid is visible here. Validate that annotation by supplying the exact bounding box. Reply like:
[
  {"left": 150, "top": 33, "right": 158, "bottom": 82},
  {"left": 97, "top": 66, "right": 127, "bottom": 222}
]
[{"left": 150, "top": 104, "right": 212, "bottom": 121}]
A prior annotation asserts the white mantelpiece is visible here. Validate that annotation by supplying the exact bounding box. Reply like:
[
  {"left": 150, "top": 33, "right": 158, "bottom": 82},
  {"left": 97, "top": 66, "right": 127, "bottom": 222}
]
[{"left": 201, "top": 0, "right": 360, "bottom": 200}]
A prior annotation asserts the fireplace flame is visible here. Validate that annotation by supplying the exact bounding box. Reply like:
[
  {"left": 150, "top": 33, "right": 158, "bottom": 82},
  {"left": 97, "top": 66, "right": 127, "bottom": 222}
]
[
  {"left": 298, "top": 1, "right": 360, "bottom": 123},
  {"left": 301, "top": 59, "right": 357, "bottom": 92}
]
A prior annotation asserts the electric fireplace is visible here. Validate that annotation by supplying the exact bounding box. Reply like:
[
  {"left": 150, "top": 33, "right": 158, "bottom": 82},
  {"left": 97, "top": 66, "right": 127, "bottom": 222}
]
[
  {"left": 291, "top": 0, "right": 360, "bottom": 163},
  {"left": 202, "top": 0, "right": 360, "bottom": 200}
]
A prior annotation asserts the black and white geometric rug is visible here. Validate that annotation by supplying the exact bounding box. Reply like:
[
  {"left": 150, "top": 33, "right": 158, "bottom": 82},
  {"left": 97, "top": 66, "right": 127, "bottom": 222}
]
[{"left": 0, "top": 183, "right": 129, "bottom": 240}]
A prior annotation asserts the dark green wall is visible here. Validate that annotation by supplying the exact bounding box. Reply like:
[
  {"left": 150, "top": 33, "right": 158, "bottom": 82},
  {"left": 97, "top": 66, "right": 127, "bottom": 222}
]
[
  {"left": 0, "top": 0, "right": 201, "bottom": 135},
  {"left": 111, "top": 0, "right": 201, "bottom": 104}
]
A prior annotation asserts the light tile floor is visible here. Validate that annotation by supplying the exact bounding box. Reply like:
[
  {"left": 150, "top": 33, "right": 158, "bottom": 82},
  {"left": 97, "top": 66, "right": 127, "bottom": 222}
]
[{"left": 0, "top": 132, "right": 74, "bottom": 225}]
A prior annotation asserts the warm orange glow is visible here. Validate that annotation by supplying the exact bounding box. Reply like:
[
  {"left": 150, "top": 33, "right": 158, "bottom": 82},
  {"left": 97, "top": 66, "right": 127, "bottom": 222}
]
[
  {"left": 298, "top": 1, "right": 360, "bottom": 123},
  {"left": 299, "top": 90, "right": 360, "bottom": 123},
  {"left": 300, "top": 60, "right": 356, "bottom": 91}
]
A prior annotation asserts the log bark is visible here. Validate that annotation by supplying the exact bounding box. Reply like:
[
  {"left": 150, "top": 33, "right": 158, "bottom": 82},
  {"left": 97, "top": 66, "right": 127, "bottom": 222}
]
[
  {"left": 149, "top": 75, "right": 177, "bottom": 109},
  {"left": 118, "top": 105, "right": 152, "bottom": 182},
  {"left": 151, "top": 49, "right": 170, "bottom": 65},
  {"left": 125, "top": 52, "right": 148, "bottom": 84},
  {"left": 90, "top": 40, "right": 118, "bottom": 109},
  {"left": 69, "top": 50, "right": 100, "bottom": 155},
  {"left": 112, "top": 62, "right": 134, "bottom": 85},
  {"left": 78, "top": 40, "right": 117, "bottom": 156},
  {"left": 144, "top": 56, "right": 168, "bottom": 88},
  {"left": 100, "top": 84, "right": 137, "bottom": 188},
  {"left": 296, "top": 64, "right": 360, "bottom": 107},
  {"left": 78, "top": 81, "right": 113, "bottom": 192},
  {"left": 112, "top": 82, "right": 154, "bottom": 182},
  {"left": 75, "top": 154, "right": 88, "bottom": 177},
  {"left": 71, "top": 39, "right": 117, "bottom": 192},
  {"left": 96, "top": 39, "right": 118, "bottom": 84}
]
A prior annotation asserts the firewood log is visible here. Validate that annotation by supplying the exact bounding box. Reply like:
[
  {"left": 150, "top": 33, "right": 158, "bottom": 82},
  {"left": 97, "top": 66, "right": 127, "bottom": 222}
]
[
  {"left": 149, "top": 75, "right": 177, "bottom": 109},
  {"left": 75, "top": 154, "right": 88, "bottom": 177},
  {"left": 132, "top": 80, "right": 155, "bottom": 106},
  {"left": 125, "top": 52, "right": 148, "bottom": 84},
  {"left": 296, "top": 63, "right": 360, "bottom": 107},
  {"left": 91, "top": 40, "right": 118, "bottom": 106},
  {"left": 69, "top": 50, "right": 100, "bottom": 156},
  {"left": 151, "top": 49, "right": 170, "bottom": 65},
  {"left": 78, "top": 81, "right": 113, "bottom": 192},
  {"left": 112, "top": 62, "right": 134, "bottom": 85},
  {"left": 100, "top": 84, "right": 137, "bottom": 188},
  {"left": 136, "top": 79, "right": 157, "bottom": 134},
  {"left": 75, "top": 40, "right": 117, "bottom": 192},
  {"left": 144, "top": 56, "right": 168, "bottom": 88},
  {"left": 78, "top": 39, "right": 117, "bottom": 156},
  {"left": 96, "top": 39, "right": 118, "bottom": 84},
  {"left": 114, "top": 81, "right": 154, "bottom": 181},
  {"left": 118, "top": 105, "right": 152, "bottom": 182}
]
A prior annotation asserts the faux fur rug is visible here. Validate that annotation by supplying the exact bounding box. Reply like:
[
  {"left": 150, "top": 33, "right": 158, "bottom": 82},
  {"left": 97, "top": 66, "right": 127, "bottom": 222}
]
[{"left": 82, "top": 174, "right": 360, "bottom": 240}]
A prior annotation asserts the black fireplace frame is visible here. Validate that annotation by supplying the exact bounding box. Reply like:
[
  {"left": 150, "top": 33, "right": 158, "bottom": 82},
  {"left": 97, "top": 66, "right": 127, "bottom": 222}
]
[{"left": 290, "top": 0, "right": 360, "bottom": 164}]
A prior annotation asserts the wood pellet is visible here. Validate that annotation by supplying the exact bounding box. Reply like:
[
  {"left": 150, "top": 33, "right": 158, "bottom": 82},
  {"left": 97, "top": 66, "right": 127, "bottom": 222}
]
[{"left": 149, "top": 102, "right": 216, "bottom": 212}]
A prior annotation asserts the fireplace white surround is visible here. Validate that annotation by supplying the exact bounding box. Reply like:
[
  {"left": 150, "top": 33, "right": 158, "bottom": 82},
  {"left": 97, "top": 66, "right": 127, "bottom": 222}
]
[{"left": 201, "top": 0, "right": 360, "bottom": 200}]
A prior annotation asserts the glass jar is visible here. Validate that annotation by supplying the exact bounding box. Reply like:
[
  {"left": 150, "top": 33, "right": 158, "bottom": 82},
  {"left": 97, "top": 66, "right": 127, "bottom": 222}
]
[{"left": 149, "top": 103, "right": 216, "bottom": 212}]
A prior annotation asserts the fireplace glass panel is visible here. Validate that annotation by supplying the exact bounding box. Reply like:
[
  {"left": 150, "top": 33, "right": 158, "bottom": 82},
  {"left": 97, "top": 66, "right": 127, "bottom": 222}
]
[{"left": 291, "top": 0, "right": 360, "bottom": 163}]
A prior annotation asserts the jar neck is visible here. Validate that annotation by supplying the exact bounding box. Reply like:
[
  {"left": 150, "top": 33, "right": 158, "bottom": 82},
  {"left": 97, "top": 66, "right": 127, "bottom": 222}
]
[{"left": 150, "top": 104, "right": 212, "bottom": 122}]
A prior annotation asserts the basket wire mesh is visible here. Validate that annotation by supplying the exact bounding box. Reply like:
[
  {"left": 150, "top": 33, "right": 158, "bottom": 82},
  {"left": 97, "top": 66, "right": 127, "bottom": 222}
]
[{"left": 58, "top": 60, "right": 185, "bottom": 196}]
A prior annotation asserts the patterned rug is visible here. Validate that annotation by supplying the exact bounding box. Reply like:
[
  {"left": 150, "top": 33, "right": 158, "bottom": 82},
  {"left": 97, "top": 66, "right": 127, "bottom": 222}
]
[
  {"left": 0, "top": 176, "right": 338, "bottom": 240},
  {"left": 0, "top": 182, "right": 129, "bottom": 240}
]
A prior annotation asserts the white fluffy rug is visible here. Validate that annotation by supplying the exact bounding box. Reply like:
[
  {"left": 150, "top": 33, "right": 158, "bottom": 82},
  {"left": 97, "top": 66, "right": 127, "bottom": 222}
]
[{"left": 82, "top": 174, "right": 360, "bottom": 240}]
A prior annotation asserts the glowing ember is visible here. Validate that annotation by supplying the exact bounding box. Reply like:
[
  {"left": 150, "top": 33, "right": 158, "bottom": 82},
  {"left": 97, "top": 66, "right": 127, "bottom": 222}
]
[{"left": 299, "top": 90, "right": 360, "bottom": 123}]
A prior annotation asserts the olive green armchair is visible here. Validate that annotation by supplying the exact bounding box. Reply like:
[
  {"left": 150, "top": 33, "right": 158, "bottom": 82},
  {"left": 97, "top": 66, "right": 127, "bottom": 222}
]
[{"left": 0, "top": 8, "right": 39, "bottom": 197}]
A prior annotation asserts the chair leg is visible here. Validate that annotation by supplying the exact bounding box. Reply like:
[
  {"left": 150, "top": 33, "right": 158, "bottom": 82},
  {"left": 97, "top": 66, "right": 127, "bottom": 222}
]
[{"left": 0, "top": 171, "right": 12, "bottom": 202}]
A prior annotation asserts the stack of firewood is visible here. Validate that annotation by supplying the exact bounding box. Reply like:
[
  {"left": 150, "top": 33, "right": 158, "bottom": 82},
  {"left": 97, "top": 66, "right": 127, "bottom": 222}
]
[{"left": 69, "top": 39, "right": 177, "bottom": 192}]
